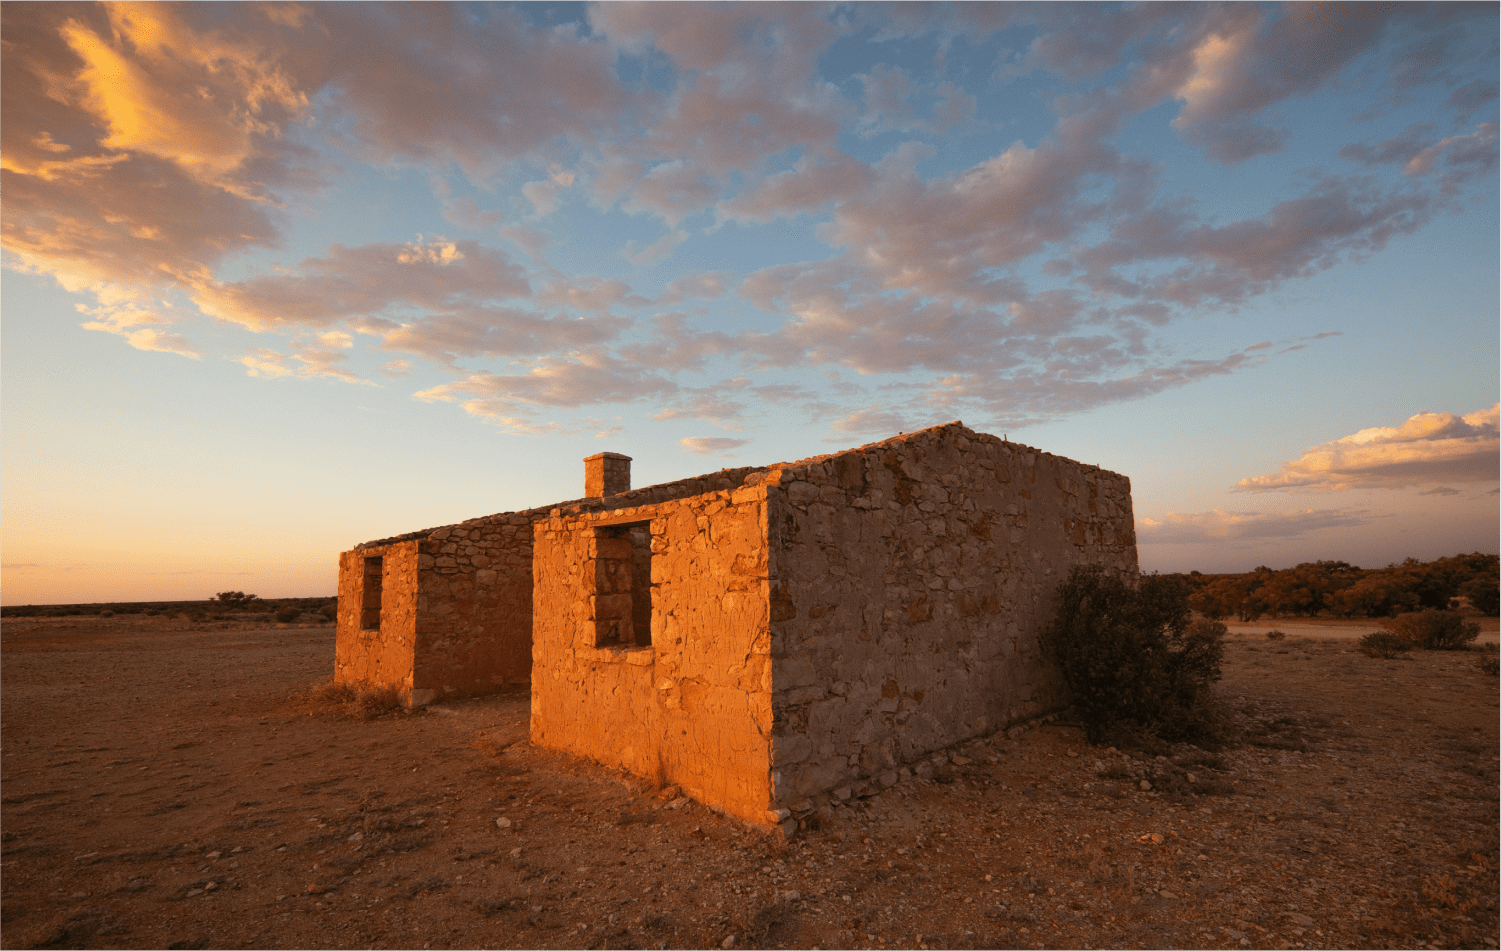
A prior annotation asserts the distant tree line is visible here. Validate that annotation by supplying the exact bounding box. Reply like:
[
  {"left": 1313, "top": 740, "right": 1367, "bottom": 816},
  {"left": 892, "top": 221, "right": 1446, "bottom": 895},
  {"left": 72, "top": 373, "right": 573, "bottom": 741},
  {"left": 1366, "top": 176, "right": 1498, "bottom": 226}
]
[
  {"left": 1, "top": 595, "right": 336, "bottom": 620},
  {"left": 1173, "top": 552, "right": 1499, "bottom": 621}
]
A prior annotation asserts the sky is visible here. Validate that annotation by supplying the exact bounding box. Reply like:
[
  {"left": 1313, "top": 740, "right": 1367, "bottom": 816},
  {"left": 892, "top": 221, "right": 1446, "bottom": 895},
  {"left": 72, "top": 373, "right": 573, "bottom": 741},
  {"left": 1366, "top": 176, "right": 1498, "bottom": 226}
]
[{"left": 2, "top": 1, "right": 1498, "bottom": 605}]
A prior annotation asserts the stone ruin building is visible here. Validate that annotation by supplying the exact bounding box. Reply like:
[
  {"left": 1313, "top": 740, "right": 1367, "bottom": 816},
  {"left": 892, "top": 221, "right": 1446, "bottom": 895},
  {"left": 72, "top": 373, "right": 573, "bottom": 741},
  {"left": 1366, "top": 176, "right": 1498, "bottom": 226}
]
[{"left": 335, "top": 422, "right": 1138, "bottom": 828}]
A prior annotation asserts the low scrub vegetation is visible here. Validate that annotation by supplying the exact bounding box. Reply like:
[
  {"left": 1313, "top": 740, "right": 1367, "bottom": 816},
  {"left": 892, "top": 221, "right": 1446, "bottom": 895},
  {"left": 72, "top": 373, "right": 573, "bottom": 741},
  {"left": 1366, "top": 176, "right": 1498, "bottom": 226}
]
[
  {"left": 1380, "top": 609, "right": 1481, "bottom": 651},
  {"left": 1041, "top": 566, "right": 1227, "bottom": 746},
  {"left": 306, "top": 679, "right": 406, "bottom": 720},
  {"left": 2, "top": 596, "right": 338, "bottom": 621},
  {"left": 1358, "top": 631, "right": 1412, "bottom": 659},
  {"left": 1181, "top": 552, "right": 1498, "bottom": 620}
]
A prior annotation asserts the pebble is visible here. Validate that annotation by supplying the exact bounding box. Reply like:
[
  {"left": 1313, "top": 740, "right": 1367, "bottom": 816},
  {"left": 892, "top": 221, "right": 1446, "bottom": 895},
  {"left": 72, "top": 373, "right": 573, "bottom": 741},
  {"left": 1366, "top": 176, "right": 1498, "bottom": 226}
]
[
  {"left": 879, "top": 771, "right": 899, "bottom": 787},
  {"left": 206, "top": 851, "right": 222, "bottom": 860},
  {"left": 950, "top": 755, "right": 972, "bottom": 766},
  {"left": 347, "top": 831, "right": 364, "bottom": 842},
  {"left": 509, "top": 848, "right": 522, "bottom": 858},
  {"left": 1140, "top": 779, "right": 1153, "bottom": 791},
  {"left": 784, "top": 890, "right": 800, "bottom": 901},
  {"left": 1160, "top": 890, "right": 1177, "bottom": 899},
  {"left": 721, "top": 934, "right": 736, "bottom": 949},
  {"left": 495, "top": 817, "right": 513, "bottom": 829}
]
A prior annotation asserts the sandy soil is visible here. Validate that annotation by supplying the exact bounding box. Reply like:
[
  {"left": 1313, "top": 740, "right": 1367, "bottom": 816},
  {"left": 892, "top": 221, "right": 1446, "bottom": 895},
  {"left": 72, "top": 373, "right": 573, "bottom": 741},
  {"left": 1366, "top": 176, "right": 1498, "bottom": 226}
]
[
  {"left": 2, "top": 615, "right": 1497, "bottom": 950},
  {"left": 1222, "top": 617, "right": 1500, "bottom": 645}
]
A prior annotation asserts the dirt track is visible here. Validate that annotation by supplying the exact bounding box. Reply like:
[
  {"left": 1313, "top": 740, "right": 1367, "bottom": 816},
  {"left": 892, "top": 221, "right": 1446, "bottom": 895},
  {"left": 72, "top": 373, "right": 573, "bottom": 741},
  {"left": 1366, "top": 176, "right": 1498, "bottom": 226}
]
[{"left": 2, "top": 615, "right": 1497, "bottom": 950}]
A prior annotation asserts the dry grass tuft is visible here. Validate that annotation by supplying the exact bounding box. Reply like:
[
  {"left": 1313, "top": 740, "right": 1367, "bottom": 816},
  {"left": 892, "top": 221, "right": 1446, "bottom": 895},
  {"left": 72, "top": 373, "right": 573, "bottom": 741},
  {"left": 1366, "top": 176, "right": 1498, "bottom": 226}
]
[{"left": 305, "top": 678, "right": 407, "bottom": 720}]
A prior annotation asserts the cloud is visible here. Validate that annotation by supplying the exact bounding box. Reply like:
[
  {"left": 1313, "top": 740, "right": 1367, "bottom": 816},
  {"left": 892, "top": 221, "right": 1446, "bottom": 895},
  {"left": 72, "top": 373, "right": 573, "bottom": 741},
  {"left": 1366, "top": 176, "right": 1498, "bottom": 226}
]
[
  {"left": 1341, "top": 121, "right": 1499, "bottom": 184},
  {"left": 1446, "top": 79, "right": 1499, "bottom": 122},
  {"left": 191, "top": 236, "right": 530, "bottom": 330},
  {"left": 1237, "top": 404, "right": 1500, "bottom": 492},
  {"left": 1420, "top": 486, "right": 1461, "bottom": 497},
  {"left": 680, "top": 436, "right": 749, "bottom": 455},
  {"left": 1137, "top": 508, "right": 1374, "bottom": 544},
  {"left": 239, "top": 348, "right": 293, "bottom": 379},
  {"left": 414, "top": 352, "right": 676, "bottom": 417},
  {"left": 654, "top": 272, "right": 731, "bottom": 306},
  {"left": 651, "top": 386, "right": 748, "bottom": 424},
  {"left": 522, "top": 179, "right": 563, "bottom": 218},
  {"left": 830, "top": 408, "right": 912, "bottom": 437},
  {"left": 584, "top": 3, "right": 849, "bottom": 224},
  {"left": 440, "top": 196, "right": 506, "bottom": 233},
  {"left": 3, "top": 2, "right": 1495, "bottom": 445},
  {"left": 292, "top": 347, "right": 370, "bottom": 385},
  {"left": 622, "top": 229, "right": 689, "bottom": 265}
]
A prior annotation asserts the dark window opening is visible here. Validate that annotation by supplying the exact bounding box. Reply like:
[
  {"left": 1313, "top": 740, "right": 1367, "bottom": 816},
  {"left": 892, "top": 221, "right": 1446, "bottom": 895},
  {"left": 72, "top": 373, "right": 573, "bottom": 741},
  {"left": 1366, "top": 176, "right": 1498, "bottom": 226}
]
[
  {"left": 361, "top": 556, "right": 383, "bottom": 631},
  {"left": 594, "top": 523, "right": 653, "bottom": 648}
]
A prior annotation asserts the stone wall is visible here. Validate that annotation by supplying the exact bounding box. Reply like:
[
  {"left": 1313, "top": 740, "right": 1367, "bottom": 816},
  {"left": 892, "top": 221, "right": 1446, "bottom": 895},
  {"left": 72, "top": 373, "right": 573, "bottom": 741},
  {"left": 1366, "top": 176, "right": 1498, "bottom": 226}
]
[
  {"left": 334, "top": 541, "right": 421, "bottom": 693},
  {"left": 762, "top": 423, "right": 1137, "bottom": 811},
  {"left": 530, "top": 488, "right": 776, "bottom": 824},
  {"left": 408, "top": 514, "right": 537, "bottom": 705},
  {"left": 336, "top": 464, "right": 773, "bottom": 706}
]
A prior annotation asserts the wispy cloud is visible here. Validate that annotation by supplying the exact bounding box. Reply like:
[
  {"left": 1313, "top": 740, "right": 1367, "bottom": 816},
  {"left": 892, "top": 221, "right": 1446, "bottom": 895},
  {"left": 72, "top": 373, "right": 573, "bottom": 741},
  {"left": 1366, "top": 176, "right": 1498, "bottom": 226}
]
[
  {"left": 1137, "top": 508, "right": 1374, "bottom": 544},
  {"left": 680, "top": 436, "right": 749, "bottom": 455}
]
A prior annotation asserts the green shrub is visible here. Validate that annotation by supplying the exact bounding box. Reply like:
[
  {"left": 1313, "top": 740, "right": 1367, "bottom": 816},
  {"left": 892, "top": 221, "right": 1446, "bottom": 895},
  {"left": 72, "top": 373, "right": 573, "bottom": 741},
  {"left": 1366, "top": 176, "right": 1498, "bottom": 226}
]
[
  {"left": 275, "top": 606, "right": 301, "bottom": 624},
  {"left": 1478, "top": 656, "right": 1500, "bottom": 676},
  {"left": 1358, "top": 631, "right": 1411, "bottom": 659},
  {"left": 1265, "top": 630, "right": 1286, "bottom": 640},
  {"left": 1040, "top": 567, "right": 1225, "bottom": 745},
  {"left": 1381, "top": 609, "right": 1480, "bottom": 651}
]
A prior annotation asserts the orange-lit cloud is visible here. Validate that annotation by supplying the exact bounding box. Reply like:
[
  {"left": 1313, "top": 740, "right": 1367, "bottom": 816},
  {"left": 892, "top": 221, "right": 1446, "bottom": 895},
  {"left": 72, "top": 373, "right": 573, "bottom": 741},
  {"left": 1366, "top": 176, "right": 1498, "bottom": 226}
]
[
  {"left": 1137, "top": 508, "right": 1374, "bottom": 543},
  {"left": 680, "top": 436, "right": 749, "bottom": 455},
  {"left": 1237, "top": 405, "right": 1501, "bottom": 492}
]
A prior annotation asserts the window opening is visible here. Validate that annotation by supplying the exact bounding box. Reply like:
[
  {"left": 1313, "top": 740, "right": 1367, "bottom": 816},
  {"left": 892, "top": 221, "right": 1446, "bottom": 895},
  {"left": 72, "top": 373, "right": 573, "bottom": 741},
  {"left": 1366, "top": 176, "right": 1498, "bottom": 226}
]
[
  {"left": 361, "top": 556, "right": 383, "bottom": 631},
  {"left": 594, "top": 522, "right": 653, "bottom": 648}
]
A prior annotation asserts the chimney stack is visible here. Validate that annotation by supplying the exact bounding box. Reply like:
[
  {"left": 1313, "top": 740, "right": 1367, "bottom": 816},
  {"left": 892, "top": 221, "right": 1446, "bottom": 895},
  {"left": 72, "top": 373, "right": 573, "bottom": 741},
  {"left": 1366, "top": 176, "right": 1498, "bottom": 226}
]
[{"left": 584, "top": 452, "right": 631, "bottom": 497}]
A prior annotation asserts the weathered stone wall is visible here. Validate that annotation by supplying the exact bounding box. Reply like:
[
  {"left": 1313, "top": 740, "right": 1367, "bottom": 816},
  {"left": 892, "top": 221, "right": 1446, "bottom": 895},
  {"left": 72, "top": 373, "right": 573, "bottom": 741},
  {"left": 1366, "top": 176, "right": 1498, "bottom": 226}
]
[
  {"left": 762, "top": 423, "right": 1137, "bottom": 812},
  {"left": 407, "top": 514, "right": 537, "bottom": 706},
  {"left": 530, "top": 488, "right": 776, "bottom": 824},
  {"left": 334, "top": 541, "right": 421, "bottom": 694},
  {"left": 336, "top": 465, "right": 773, "bottom": 706}
]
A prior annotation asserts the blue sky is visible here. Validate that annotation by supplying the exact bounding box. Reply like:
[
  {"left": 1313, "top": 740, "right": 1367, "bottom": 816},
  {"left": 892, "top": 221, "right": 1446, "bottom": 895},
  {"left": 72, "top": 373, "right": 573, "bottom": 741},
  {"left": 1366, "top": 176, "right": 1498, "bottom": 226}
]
[{"left": 3, "top": 1, "right": 1497, "bottom": 604}]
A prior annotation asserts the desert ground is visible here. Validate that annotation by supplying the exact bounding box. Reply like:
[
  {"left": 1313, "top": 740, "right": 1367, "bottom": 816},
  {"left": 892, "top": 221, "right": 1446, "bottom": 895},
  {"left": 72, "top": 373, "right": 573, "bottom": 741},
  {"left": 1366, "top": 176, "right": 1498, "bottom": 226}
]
[{"left": 2, "top": 614, "right": 1497, "bottom": 951}]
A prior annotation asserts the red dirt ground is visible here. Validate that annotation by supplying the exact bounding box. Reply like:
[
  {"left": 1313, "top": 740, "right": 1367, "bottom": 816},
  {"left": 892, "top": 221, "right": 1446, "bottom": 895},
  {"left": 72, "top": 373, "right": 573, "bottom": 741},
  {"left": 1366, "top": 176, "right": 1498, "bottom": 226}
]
[{"left": 2, "top": 615, "right": 1497, "bottom": 950}]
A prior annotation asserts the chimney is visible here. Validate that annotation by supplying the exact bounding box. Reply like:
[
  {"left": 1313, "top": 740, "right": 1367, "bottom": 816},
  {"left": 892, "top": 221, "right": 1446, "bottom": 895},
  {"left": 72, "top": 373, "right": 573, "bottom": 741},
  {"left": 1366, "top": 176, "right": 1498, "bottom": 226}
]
[{"left": 584, "top": 452, "right": 632, "bottom": 497}]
